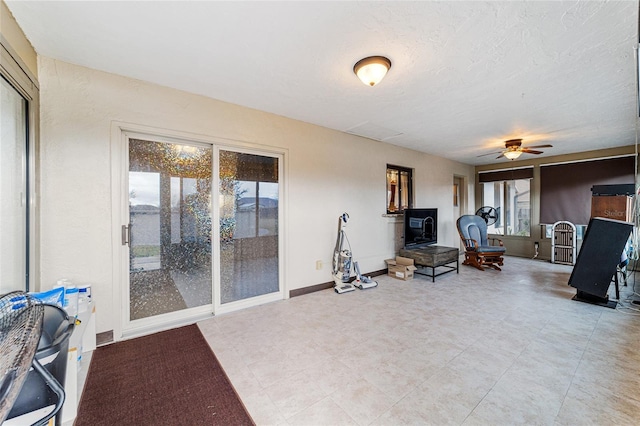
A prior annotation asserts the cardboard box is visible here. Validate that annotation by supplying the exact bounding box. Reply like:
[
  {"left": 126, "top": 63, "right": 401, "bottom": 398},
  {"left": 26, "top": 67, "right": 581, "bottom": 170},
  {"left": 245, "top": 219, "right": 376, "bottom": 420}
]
[{"left": 385, "top": 256, "right": 417, "bottom": 281}]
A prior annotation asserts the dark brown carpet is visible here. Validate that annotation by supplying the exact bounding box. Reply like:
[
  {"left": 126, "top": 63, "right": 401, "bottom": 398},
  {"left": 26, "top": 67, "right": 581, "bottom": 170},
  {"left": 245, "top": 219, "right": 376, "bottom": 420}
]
[{"left": 75, "top": 324, "right": 254, "bottom": 426}]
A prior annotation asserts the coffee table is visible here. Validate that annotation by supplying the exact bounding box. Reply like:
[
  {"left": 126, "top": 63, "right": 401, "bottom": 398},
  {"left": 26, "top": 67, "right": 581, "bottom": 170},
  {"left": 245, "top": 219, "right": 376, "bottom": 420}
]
[{"left": 399, "top": 245, "right": 459, "bottom": 282}]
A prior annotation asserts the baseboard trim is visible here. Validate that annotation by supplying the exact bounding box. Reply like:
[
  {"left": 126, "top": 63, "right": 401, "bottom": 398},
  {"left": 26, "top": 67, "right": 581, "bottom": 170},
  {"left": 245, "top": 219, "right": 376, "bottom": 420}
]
[
  {"left": 368, "top": 269, "right": 387, "bottom": 278},
  {"left": 289, "top": 269, "right": 388, "bottom": 298},
  {"left": 290, "top": 281, "right": 334, "bottom": 297}
]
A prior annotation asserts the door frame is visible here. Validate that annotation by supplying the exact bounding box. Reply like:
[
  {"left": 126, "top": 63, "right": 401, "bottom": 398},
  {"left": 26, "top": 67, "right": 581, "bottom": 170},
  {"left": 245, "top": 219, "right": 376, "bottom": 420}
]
[
  {"left": 111, "top": 122, "right": 288, "bottom": 341},
  {"left": 1, "top": 41, "right": 40, "bottom": 291}
]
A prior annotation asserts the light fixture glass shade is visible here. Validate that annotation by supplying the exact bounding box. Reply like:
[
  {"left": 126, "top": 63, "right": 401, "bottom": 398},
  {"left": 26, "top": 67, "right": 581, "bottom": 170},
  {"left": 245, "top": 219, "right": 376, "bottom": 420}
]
[
  {"left": 353, "top": 56, "right": 391, "bottom": 86},
  {"left": 504, "top": 150, "right": 522, "bottom": 160}
]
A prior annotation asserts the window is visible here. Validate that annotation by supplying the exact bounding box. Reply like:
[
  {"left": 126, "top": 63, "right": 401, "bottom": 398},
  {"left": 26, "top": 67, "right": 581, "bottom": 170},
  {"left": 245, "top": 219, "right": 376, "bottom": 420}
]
[
  {"left": 481, "top": 179, "right": 531, "bottom": 236},
  {"left": 479, "top": 168, "right": 532, "bottom": 237},
  {"left": 386, "top": 165, "right": 412, "bottom": 214}
]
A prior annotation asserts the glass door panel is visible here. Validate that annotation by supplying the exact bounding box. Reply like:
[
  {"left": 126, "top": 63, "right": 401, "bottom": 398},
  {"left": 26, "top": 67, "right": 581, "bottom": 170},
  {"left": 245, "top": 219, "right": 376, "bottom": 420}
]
[
  {"left": 0, "top": 77, "right": 28, "bottom": 293},
  {"left": 219, "top": 150, "right": 279, "bottom": 304},
  {"left": 128, "top": 139, "right": 212, "bottom": 320}
]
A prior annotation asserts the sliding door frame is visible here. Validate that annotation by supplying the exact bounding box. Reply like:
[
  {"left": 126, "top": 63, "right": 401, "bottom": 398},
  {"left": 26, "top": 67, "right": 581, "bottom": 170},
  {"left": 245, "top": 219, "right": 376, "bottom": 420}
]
[
  {"left": 121, "top": 132, "right": 216, "bottom": 339},
  {"left": 1, "top": 35, "right": 40, "bottom": 291},
  {"left": 111, "top": 122, "right": 288, "bottom": 341}
]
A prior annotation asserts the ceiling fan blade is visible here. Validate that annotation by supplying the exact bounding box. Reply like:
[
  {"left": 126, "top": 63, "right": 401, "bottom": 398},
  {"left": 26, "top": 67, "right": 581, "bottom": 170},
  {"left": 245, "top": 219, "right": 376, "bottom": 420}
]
[
  {"left": 525, "top": 144, "right": 553, "bottom": 149},
  {"left": 496, "top": 153, "right": 505, "bottom": 159},
  {"left": 521, "top": 149, "right": 543, "bottom": 154},
  {"left": 477, "top": 151, "right": 504, "bottom": 157}
]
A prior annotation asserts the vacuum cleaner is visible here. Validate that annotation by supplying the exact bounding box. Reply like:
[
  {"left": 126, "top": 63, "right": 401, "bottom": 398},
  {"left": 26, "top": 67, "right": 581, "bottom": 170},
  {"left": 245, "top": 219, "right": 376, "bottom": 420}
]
[
  {"left": 353, "top": 261, "right": 378, "bottom": 290},
  {"left": 332, "top": 213, "right": 377, "bottom": 293}
]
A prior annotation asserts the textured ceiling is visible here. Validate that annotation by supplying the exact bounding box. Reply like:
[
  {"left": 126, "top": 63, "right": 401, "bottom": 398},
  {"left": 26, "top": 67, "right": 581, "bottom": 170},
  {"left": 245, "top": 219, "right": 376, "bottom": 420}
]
[{"left": 6, "top": 1, "right": 639, "bottom": 165}]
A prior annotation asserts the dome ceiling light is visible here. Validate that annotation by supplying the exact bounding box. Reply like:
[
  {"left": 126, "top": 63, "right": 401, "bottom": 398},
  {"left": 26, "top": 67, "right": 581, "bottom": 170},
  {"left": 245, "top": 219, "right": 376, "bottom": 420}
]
[{"left": 353, "top": 56, "right": 392, "bottom": 87}]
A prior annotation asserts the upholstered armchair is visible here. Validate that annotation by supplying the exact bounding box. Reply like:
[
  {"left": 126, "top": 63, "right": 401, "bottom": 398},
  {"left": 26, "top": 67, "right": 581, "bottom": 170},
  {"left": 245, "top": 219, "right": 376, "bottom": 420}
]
[{"left": 456, "top": 215, "right": 506, "bottom": 271}]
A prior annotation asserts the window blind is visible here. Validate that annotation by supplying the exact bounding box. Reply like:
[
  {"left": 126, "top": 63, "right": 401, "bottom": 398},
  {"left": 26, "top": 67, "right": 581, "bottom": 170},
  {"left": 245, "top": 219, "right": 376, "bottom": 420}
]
[
  {"left": 540, "top": 156, "right": 635, "bottom": 225},
  {"left": 478, "top": 167, "right": 533, "bottom": 183}
]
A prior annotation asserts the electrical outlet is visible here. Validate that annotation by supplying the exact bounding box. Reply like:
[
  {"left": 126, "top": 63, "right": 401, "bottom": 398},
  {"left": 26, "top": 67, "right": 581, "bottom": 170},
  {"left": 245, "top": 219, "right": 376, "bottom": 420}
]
[{"left": 316, "top": 260, "right": 322, "bottom": 270}]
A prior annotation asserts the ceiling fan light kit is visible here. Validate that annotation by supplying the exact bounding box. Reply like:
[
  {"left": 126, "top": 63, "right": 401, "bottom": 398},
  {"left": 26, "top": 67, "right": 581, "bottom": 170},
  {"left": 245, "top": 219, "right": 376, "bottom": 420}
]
[
  {"left": 479, "top": 138, "right": 554, "bottom": 160},
  {"left": 503, "top": 150, "right": 523, "bottom": 160},
  {"left": 353, "top": 56, "right": 392, "bottom": 86}
]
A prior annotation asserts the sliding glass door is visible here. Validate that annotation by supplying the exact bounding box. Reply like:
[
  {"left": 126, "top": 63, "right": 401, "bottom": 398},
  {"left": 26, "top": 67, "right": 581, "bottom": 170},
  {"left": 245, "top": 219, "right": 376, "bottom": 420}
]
[
  {"left": 122, "top": 135, "right": 283, "bottom": 332},
  {"left": 0, "top": 77, "right": 28, "bottom": 293},
  {"left": 128, "top": 139, "right": 213, "bottom": 323},
  {"left": 218, "top": 150, "right": 281, "bottom": 308}
]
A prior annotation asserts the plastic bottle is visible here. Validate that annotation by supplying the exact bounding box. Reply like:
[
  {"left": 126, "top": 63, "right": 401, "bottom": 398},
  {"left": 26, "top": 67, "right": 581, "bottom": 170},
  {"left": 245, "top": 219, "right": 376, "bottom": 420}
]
[
  {"left": 78, "top": 285, "right": 90, "bottom": 313},
  {"left": 78, "top": 284, "right": 91, "bottom": 300},
  {"left": 65, "top": 285, "right": 79, "bottom": 317}
]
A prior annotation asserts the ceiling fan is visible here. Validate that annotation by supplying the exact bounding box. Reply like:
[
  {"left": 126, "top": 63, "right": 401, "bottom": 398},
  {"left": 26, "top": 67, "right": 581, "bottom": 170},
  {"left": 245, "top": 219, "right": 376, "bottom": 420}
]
[{"left": 480, "top": 139, "right": 553, "bottom": 160}]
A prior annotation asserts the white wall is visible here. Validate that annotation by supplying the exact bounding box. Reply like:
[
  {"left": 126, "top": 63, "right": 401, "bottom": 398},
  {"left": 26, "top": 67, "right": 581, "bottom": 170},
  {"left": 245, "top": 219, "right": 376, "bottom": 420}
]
[{"left": 38, "top": 57, "right": 474, "bottom": 334}]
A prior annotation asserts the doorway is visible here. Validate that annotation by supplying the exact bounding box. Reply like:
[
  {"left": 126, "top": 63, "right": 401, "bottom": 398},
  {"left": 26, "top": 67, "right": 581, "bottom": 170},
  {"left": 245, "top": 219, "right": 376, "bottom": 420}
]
[
  {"left": 121, "top": 133, "right": 283, "bottom": 336},
  {"left": 0, "top": 77, "right": 29, "bottom": 293}
]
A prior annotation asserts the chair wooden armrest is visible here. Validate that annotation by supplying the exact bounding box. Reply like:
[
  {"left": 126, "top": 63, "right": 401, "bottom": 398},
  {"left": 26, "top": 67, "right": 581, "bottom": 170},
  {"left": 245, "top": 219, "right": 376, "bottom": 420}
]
[
  {"left": 462, "top": 238, "right": 479, "bottom": 251},
  {"left": 488, "top": 238, "right": 503, "bottom": 247}
]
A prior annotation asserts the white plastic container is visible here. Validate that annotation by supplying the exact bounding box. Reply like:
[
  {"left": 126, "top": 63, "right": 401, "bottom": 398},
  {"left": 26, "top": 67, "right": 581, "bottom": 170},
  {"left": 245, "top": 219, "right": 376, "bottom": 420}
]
[
  {"left": 78, "top": 285, "right": 91, "bottom": 313},
  {"left": 65, "top": 286, "right": 79, "bottom": 317},
  {"left": 78, "top": 284, "right": 91, "bottom": 300}
]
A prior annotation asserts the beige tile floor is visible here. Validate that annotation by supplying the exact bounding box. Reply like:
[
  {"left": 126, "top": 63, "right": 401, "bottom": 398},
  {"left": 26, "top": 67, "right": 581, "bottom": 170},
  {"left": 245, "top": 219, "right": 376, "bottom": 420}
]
[{"left": 198, "top": 256, "right": 640, "bottom": 425}]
